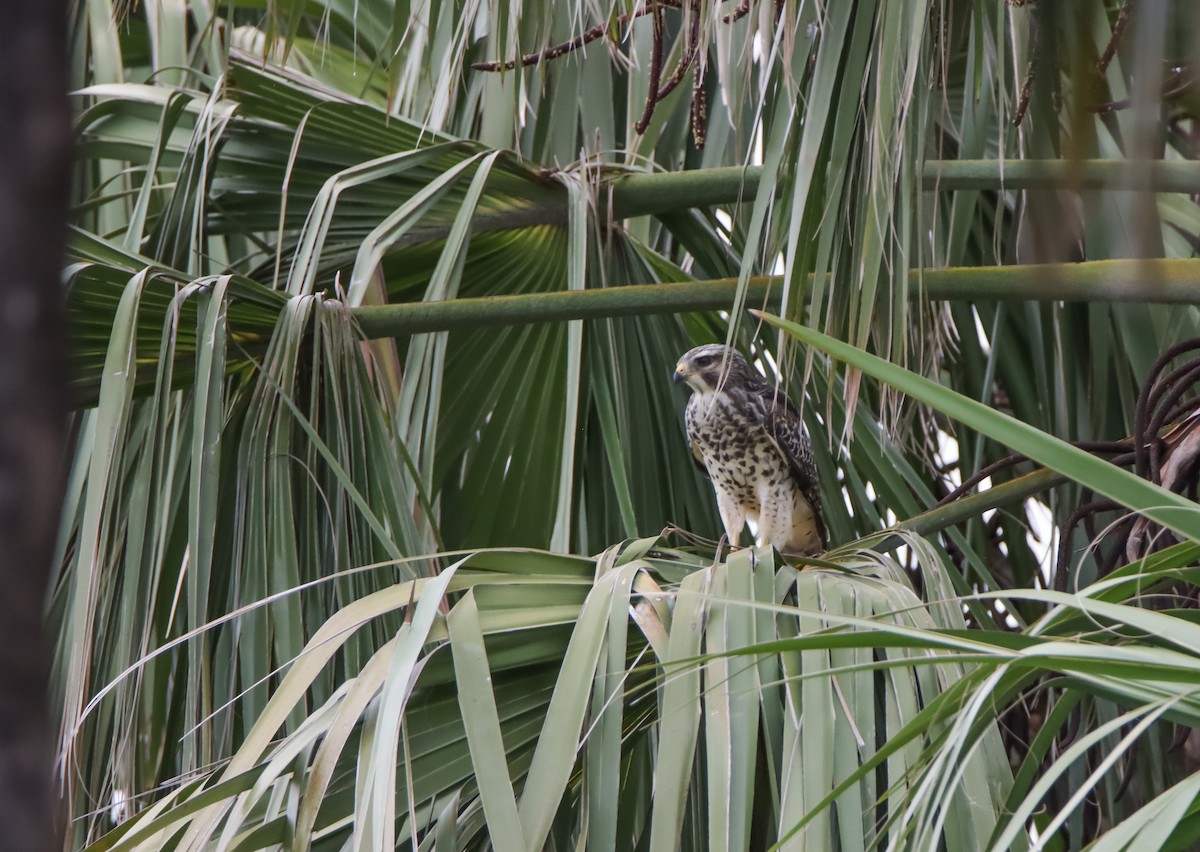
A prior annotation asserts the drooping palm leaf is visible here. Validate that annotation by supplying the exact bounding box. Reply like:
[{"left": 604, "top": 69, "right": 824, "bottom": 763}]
[
  {"left": 79, "top": 539, "right": 1018, "bottom": 851},
  {"left": 56, "top": 1, "right": 1200, "bottom": 850}
]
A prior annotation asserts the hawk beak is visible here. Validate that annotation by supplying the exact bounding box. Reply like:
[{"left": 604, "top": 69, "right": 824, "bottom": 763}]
[{"left": 673, "top": 364, "right": 687, "bottom": 384}]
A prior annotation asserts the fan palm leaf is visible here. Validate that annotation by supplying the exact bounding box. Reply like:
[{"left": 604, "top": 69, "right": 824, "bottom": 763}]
[{"left": 50, "top": 1, "right": 1200, "bottom": 849}]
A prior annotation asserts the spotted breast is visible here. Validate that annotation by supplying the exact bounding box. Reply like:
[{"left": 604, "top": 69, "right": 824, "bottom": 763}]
[{"left": 685, "top": 391, "right": 787, "bottom": 508}]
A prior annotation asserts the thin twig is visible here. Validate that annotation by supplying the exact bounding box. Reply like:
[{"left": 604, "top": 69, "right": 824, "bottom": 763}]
[
  {"left": 1061, "top": 340, "right": 1200, "bottom": 580},
  {"left": 1135, "top": 339, "right": 1200, "bottom": 478},
  {"left": 1096, "top": 0, "right": 1135, "bottom": 79},
  {"left": 635, "top": 7, "right": 666, "bottom": 133},
  {"left": 1093, "top": 64, "right": 1195, "bottom": 114},
  {"left": 937, "top": 441, "right": 1131, "bottom": 508},
  {"left": 1148, "top": 365, "right": 1200, "bottom": 473},
  {"left": 1013, "top": 23, "right": 1038, "bottom": 127},
  {"left": 471, "top": 1, "right": 680, "bottom": 71},
  {"left": 1056, "top": 500, "right": 1117, "bottom": 592},
  {"left": 937, "top": 453, "right": 1028, "bottom": 507},
  {"left": 723, "top": 0, "right": 751, "bottom": 24},
  {"left": 657, "top": 0, "right": 702, "bottom": 100},
  {"left": 473, "top": 0, "right": 718, "bottom": 149},
  {"left": 691, "top": 51, "right": 708, "bottom": 148}
]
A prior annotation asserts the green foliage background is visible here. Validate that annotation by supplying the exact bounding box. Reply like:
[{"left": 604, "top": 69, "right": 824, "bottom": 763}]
[{"left": 57, "top": 1, "right": 1200, "bottom": 849}]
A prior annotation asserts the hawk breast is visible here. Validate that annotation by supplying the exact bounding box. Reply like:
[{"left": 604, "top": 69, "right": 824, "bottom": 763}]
[{"left": 685, "top": 390, "right": 791, "bottom": 508}]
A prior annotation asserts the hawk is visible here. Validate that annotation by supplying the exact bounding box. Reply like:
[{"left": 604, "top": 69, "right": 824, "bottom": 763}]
[{"left": 673, "top": 344, "right": 826, "bottom": 556}]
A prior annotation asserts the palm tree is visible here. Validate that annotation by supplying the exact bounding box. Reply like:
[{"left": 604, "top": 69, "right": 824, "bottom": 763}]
[{"left": 56, "top": 1, "right": 1200, "bottom": 848}]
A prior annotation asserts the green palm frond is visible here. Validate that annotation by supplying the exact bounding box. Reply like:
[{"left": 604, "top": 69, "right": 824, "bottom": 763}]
[
  {"left": 53, "top": 1, "right": 1200, "bottom": 849},
  {"left": 54, "top": 290, "right": 429, "bottom": 846},
  {"left": 80, "top": 539, "right": 1018, "bottom": 851}
]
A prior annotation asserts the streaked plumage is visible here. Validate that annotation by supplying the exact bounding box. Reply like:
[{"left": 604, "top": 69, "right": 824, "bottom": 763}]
[{"left": 673, "top": 344, "right": 826, "bottom": 555}]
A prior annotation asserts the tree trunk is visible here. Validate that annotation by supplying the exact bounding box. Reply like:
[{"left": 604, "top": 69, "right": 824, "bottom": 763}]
[{"left": 0, "top": 1, "right": 71, "bottom": 850}]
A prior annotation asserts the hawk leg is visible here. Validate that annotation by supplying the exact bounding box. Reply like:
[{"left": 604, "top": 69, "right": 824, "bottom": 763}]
[
  {"left": 755, "top": 479, "right": 822, "bottom": 556},
  {"left": 753, "top": 479, "right": 790, "bottom": 552},
  {"left": 715, "top": 486, "right": 747, "bottom": 548}
]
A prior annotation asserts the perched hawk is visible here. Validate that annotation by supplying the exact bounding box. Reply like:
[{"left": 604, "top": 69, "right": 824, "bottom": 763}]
[{"left": 674, "top": 344, "right": 826, "bottom": 556}]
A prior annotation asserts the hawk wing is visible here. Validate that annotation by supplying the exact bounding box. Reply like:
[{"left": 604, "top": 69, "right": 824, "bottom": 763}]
[{"left": 755, "top": 384, "right": 827, "bottom": 548}]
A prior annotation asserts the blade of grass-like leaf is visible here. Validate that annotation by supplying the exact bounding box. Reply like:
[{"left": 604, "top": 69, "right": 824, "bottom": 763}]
[
  {"left": 549, "top": 174, "right": 587, "bottom": 552},
  {"left": 703, "top": 560, "right": 735, "bottom": 850},
  {"left": 833, "top": 1, "right": 890, "bottom": 357},
  {"left": 187, "top": 276, "right": 228, "bottom": 763},
  {"left": 74, "top": 551, "right": 464, "bottom": 739},
  {"left": 725, "top": 82, "right": 792, "bottom": 346},
  {"left": 1001, "top": 588, "right": 1200, "bottom": 653},
  {"left": 990, "top": 701, "right": 1171, "bottom": 852},
  {"left": 83, "top": 0, "right": 129, "bottom": 239},
  {"left": 755, "top": 311, "right": 1200, "bottom": 543},
  {"left": 433, "top": 788, "right": 463, "bottom": 852},
  {"left": 289, "top": 144, "right": 472, "bottom": 297},
  {"left": 806, "top": 564, "right": 873, "bottom": 849},
  {"left": 586, "top": 551, "right": 638, "bottom": 852},
  {"left": 251, "top": 301, "right": 410, "bottom": 562},
  {"left": 174, "top": 573, "right": 445, "bottom": 847},
  {"left": 292, "top": 636, "right": 398, "bottom": 852},
  {"left": 518, "top": 564, "right": 636, "bottom": 848},
  {"left": 771, "top": 668, "right": 1019, "bottom": 850},
  {"left": 143, "top": 0, "right": 188, "bottom": 87},
  {"left": 747, "top": 564, "right": 786, "bottom": 845},
  {"left": 589, "top": 354, "right": 639, "bottom": 538},
  {"left": 344, "top": 148, "right": 492, "bottom": 306},
  {"left": 447, "top": 589, "right": 527, "bottom": 852},
  {"left": 212, "top": 683, "right": 352, "bottom": 850},
  {"left": 1086, "top": 770, "right": 1200, "bottom": 851},
  {"left": 391, "top": 150, "right": 503, "bottom": 549},
  {"left": 59, "top": 269, "right": 147, "bottom": 775},
  {"left": 50, "top": 412, "right": 92, "bottom": 578},
  {"left": 647, "top": 567, "right": 710, "bottom": 851},
  {"left": 150, "top": 81, "right": 233, "bottom": 274},
  {"left": 704, "top": 547, "right": 763, "bottom": 851},
  {"left": 1043, "top": 539, "right": 1200, "bottom": 618},
  {"left": 897, "top": 666, "right": 1006, "bottom": 850},
  {"left": 804, "top": 363, "right": 1009, "bottom": 626},
  {"left": 797, "top": 570, "right": 840, "bottom": 847},
  {"left": 123, "top": 93, "right": 191, "bottom": 251},
  {"left": 94, "top": 767, "right": 278, "bottom": 852},
  {"left": 1005, "top": 687, "right": 1082, "bottom": 822},
  {"left": 354, "top": 568, "right": 458, "bottom": 851},
  {"left": 776, "top": 0, "right": 849, "bottom": 288}
]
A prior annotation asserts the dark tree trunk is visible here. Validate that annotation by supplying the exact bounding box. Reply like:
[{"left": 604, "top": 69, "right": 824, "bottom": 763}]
[{"left": 0, "top": 1, "right": 72, "bottom": 850}]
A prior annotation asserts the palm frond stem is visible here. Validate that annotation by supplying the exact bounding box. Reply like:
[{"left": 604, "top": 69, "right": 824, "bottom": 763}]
[{"left": 351, "top": 259, "right": 1200, "bottom": 338}]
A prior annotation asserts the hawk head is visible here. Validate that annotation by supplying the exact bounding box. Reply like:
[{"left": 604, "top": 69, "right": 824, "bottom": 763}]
[{"left": 673, "top": 344, "right": 752, "bottom": 394}]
